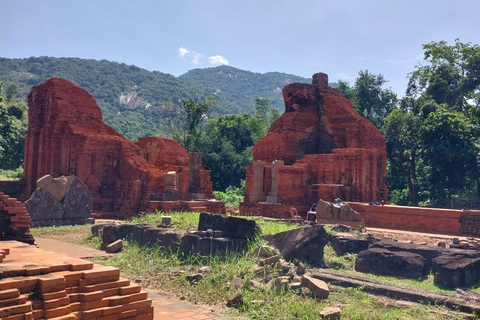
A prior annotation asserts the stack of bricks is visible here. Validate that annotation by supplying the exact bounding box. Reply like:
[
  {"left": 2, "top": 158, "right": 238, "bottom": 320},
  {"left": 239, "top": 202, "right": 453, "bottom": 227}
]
[
  {"left": 0, "top": 192, "right": 34, "bottom": 244},
  {"left": 0, "top": 241, "right": 153, "bottom": 319}
]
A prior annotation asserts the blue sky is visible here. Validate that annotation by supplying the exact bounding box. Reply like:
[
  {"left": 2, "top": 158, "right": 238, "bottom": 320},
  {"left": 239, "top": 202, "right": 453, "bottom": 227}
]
[{"left": 1, "top": 0, "right": 479, "bottom": 97}]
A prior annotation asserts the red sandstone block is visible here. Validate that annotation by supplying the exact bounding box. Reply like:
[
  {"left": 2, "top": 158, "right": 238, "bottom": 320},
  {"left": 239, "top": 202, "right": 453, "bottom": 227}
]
[
  {"left": 0, "top": 288, "right": 20, "bottom": 300},
  {"left": 3, "top": 313, "right": 24, "bottom": 320},
  {"left": 77, "top": 290, "right": 104, "bottom": 302},
  {"left": 0, "top": 301, "right": 33, "bottom": 315},
  {"left": 70, "top": 301, "right": 81, "bottom": 312},
  {"left": 43, "top": 296, "right": 70, "bottom": 310},
  {"left": 102, "top": 305, "right": 124, "bottom": 316},
  {"left": 121, "top": 299, "right": 152, "bottom": 312},
  {"left": 66, "top": 286, "right": 78, "bottom": 294},
  {"left": 97, "top": 314, "right": 119, "bottom": 320},
  {"left": 81, "top": 307, "right": 104, "bottom": 320},
  {"left": 48, "top": 314, "right": 79, "bottom": 320},
  {"left": 0, "top": 295, "right": 27, "bottom": 308},
  {"left": 41, "top": 290, "right": 67, "bottom": 300},
  {"left": 45, "top": 305, "right": 72, "bottom": 318},
  {"left": 82, "top": 266, "right": 120, "bottom": 280},
  {"left": 78, "top": 279, "right": 130, "bottom": 293},
  {"left": 69, "top": 259, "right": 94, "bottom": 271},
  {"left": 56, "top": 271, "right": 85, "bottom": 287},
  {"left": 119, "top": 284, "right": 141, "bottom": 296},
  {"left": 108, "top": 292, "right": 148, "bottom": 306},
  {"left": 137, "top": 306, "right": 154, "bottom": 315},
  {"left": 31, "top": 308, "right": 44, "bottom": 319},
  {"left": 78, "top": 274, "right": 120, "bottom": 287},
  {"left": 82, "top": 298, "right": 110, "bottom": 311},
  {"left": 0, "top": 307, "right": 12, "bottom": 318},
  {"left": 25, "top": 265, "right": 49, "bottom": 276},
  {"left": 30, "top": 299, "right": 43, "bottom": 310},
  {"left": 118, "top": 309, "right": 137, "bottom": 319},
  {"left": 102, "top": 287, "right": 120, "bottom": 297}
]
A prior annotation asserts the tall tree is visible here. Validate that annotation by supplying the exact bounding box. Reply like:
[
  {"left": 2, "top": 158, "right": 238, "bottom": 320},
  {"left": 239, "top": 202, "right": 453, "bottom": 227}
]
[
  {"left": 382, "top": 107, "right": 424, "bottom": 205},
  {"left": 338, "top": 70, "right": 398, "bottom": 128},
  {"left": 247, "top": 97, "right": 280, "bottom": 142},
  {"left": 197, "top": 114, "right": 255, "bottom": 191},
  {"left": 0, "top": 83, "right": 28, "bottom": 170},
  {"left": 407, "top": 39, "right": 480, "bottom": 119},
  {"left": 419, "top": 104, "right": 479, "bottom": 206},
  {"left": 163, "top": 96, "right": 216, "bottom": 151}
]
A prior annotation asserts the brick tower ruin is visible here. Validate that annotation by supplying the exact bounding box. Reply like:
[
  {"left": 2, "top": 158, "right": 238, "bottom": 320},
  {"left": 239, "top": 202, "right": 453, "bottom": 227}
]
[
  {"left": 23, "top": 78, "right": 223, "bottom": 217},
  {"left": 240, "top": 72, "right": 388, "bottom": 217}
]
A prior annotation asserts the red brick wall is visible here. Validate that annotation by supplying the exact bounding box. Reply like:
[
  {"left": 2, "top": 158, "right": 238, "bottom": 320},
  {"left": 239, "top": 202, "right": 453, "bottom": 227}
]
[{"left": 349, "top": 203, "right": 461, "bottom": 235}]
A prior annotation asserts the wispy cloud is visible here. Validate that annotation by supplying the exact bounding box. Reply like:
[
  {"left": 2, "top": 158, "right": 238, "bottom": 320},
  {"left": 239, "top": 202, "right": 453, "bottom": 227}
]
[
  {"left": 178, "top": 47, "right": 228, "bottom": 66},
  {"left": 208, "top": 55, "right": 229, "bottom": 65}
]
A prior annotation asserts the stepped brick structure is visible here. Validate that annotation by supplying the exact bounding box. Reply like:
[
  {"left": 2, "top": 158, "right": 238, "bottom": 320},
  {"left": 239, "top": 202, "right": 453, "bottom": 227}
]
[
  {"left": 0, "top": 241, "right": 153, "bottom": 319},
  {"left": 240, "top": 72, "right": 388, "bottom": 217},
  {"left": 0, "top": 192, "right": 34, "bottom": 245},
  {"left": 23, "top": 78, "right": 223, "bottom": 218}
]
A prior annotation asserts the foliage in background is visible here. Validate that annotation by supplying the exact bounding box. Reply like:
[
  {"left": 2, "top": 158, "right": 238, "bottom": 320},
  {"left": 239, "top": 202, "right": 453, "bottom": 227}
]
[
  {"left": 213, "top": 181, "right": 245, "bottom": 208},
  {"left": 0, "top": 82, "right": 27, "bottom": 170}
]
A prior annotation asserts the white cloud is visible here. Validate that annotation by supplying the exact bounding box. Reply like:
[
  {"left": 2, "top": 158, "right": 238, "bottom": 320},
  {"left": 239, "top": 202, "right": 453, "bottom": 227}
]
[
  {"left": 178, "top": 47, "right": 228, "bottom": 66},
  {"left": 208, "top": 55, "right": 229, "bottom": 65},
  {"left": 178, "top": 46, "right": 204, "bottom": 64},
  {"left": 178, "top": 47, "right": 189, "bottom": 57},
  {"left": 191, "top": 52, "right": 204, "bottom": 64}
]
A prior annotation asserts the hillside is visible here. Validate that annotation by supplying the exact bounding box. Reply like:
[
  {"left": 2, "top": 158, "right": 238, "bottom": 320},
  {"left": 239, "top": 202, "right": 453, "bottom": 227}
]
[
  {"left": 179, "top": 65, "right": 310, "bottom": 113},
  {"left": 0, "top": 57, "right": 317, "bottom": 139}
]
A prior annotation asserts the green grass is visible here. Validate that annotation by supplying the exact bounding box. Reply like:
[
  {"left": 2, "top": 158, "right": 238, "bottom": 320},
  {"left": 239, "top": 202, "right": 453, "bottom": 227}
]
[
  {"left": 30, "top": 212, "right": 477, "bottom": 320},
  {"left": 0, "top": 167, "right": 23, "bottom": 180}
]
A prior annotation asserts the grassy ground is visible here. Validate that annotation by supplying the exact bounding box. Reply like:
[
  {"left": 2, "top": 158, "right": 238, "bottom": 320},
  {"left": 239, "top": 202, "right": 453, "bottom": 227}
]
[{"left": 31, "top": 211, "right": 478, "bottom": 320}]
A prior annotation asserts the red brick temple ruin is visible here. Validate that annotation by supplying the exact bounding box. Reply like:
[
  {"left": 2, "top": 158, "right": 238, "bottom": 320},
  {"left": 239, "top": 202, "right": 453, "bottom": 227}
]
[
  {"left": 23, "top": 78, "right": 225, "bottom": 218},
  {"left": 240, "top": 72, "right": 388, "bottom": 218}
]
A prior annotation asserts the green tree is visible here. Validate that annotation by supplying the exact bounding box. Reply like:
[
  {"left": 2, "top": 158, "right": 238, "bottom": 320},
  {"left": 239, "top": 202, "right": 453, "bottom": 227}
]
[
  {"left": 164, "top": 96, "right": 216, "bottom": 151},
  {"left": 407, "top": 39, "right": 480, "bottom": 119},
  {"left": 382, "top": 107, "right": 424, "bottom": 205},
  {"left": 247, "top": 97, "right": 280, "bottom": 142},
  {"left": 197, "top": 114, "right": 255, "bottom": 190},
  {"left": 338, "top": 70, "right": 398, "bottom": 128},
  {"left": 419, "top": 104, "right": 479, "bottom": 206},
  {"left": 0, "top": 83, "right": 28, "bottom": 170}
]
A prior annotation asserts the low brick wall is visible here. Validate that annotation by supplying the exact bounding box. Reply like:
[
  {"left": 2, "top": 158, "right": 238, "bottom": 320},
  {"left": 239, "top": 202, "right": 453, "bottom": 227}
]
[{"left": 349, "top": 203, "right": 461, "bottom": 235}]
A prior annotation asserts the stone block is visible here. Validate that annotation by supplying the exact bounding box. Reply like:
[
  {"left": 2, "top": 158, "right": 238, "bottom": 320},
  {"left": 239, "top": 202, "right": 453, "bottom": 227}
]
[
  {"left": 263, "top": 224, "right": 329, "bottom": 265},
  {"left": 330, "top": 232, "right": 369, "bottom": 256},
  {"left": 106, "top": 240, "right": 123, "bottom": 253},
  {"left": 198, "top": 212, "right": 257, "bottom": 240},
  {"left": 355, "top": 247, "right": 427, "bottom": 279},
  {"left": 301, "top": 275, "right": 329, "bottom": 299},
  {"left": 432, "top": 253, "right": 480, "bottom": 287}
]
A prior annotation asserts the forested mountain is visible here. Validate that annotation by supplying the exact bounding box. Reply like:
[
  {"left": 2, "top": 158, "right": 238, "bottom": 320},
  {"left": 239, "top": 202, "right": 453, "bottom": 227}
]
[
  {"left": 0, "top": 57, "right": 311, "bottom": 139},
  {"left": 179, "top": 65, "right": 311, "bottom": 114}
]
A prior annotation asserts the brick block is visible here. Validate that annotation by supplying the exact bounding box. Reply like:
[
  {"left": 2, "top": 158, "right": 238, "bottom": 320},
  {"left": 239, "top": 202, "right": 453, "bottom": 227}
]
[
  {"left": 108, "top": 292, "right": 148, "bottom": 306},
  {"left": 83, "top": 266, "right": 120, "bottom": 280},
  {"left": 41, "top": 290, "right": 67, "bottom": 300},
  {"left": 82, "top": 299, "right": 110, "bottom": 311},
  {"left": 78, "top": 279, "right": 130, "bottom": 293},
  {"left": 132, "top": 313, "right": 154, "bottom": 320},
  {"left": 118, "top": 309, "right": 137, "bottom": 319},
  {"left": 81, "top": 307, "right": 103, "bottom": 320},
  {"left": 102, "top": 304, "right": 124, "bottom": 316},
  {"left": 97, "top": 314, "right": 120, "bottom": 320},
  {"left": 119, "top": 284, "right": 141, "bottom": 296},
  {"left": 77, "top": 291, "right": 104, "bottom": 302},
  {"left": 0, "top": 288, "right": 20, "bottom": 300},
  {"left": 121, "top": 299, "right": 152, "bottom": 312},
  {"left": 44, "top": 305, "right": 72, "bottom": 318},
  {"left": 43, "top": 296, "right": 70, "bottom": 310}
]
